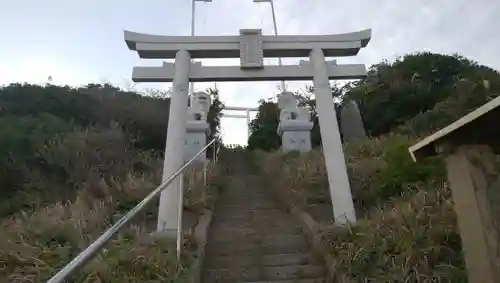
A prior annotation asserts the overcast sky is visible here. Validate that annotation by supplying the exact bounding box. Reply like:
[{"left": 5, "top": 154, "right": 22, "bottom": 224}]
[{"left": 1, "top": 0, "right": 499, "bottom": 145}]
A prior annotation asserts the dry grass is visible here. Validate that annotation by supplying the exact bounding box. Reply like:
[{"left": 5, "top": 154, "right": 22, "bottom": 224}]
[
  {"left": 252, "top": 134, "right": 465, "bottom": 282},
  {"left": 321, "top": 184, "right": 466, "bottom": 282},
  {"left": 0, "top": 127, "right": 223, "bottom": 282},
  {"left": 255, "top": 134, "right": 444, "bottom": 212},
  {"left": 0, "top": 175, "right": 190, "bottom": 282},
  {"left": 184, "top": 162, "right": 224, "bottom": 214},
  {"left": 255, "top": 149, "right": 328, "bottom": 208}
]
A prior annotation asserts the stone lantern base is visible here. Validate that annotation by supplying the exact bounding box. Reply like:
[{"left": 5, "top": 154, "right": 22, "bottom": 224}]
[{"left": 185, "top": 121, "right": 210, "bottom": 166}]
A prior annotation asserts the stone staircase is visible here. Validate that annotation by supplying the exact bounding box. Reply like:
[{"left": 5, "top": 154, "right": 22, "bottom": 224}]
[{"left": 201, "top": 152, "right": 327, "bottom": 282}]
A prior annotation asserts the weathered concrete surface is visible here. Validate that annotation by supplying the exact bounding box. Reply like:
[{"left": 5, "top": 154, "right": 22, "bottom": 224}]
[{"left": 200, "top": 152, "right": 326, "bottom": 282}]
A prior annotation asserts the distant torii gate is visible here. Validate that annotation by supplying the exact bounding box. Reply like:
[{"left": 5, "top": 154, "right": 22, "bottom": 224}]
[
  {"left": 222, "top": 106, "right": 258, "bottom": 137},
  {"left": 125, "top": 28, "right": 371, "bottom": 238}
]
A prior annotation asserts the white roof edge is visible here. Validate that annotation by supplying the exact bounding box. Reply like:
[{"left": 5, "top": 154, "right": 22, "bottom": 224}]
[
  {"left": 409, "top": 95, "right": 500, "bottom": 161},
  {"left": 124, "top": 29, "right": 372, "bottom": 50}
]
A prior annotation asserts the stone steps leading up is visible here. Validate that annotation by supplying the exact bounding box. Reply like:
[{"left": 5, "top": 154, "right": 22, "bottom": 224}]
[
  {"left": 216, "top": 204, "right": 280, "bottom": 210},
  {"left": 200, "top": 158, "right": 326, "bottom": 283},
  {"left": 209, "top": 220, "right": 303, "bottom": 231},
  {"left": 208, "top": 226, "right": 303, "bottom": 241},
  {"left": 213, "top": 207, "right": 286, "bottom": 216},
  {"left": 207, "top": 233, "right": 307, "bottom": 247},
  {"left": 205, "top": 239, "right": 309, "bottom": 255},
  {"left": 201, "top": 265, "right": 325, "bottom": 283},
  {"left": 242, "top": 279, "right": 326, "bottom": 283}
]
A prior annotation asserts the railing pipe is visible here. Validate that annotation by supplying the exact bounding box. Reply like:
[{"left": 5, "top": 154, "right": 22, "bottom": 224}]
[
  {"left": 176, "top": 172, "right": 184, "bottom": 260},
  {"left": 47, "top": 139, "right": 216, "bottom": 283}
]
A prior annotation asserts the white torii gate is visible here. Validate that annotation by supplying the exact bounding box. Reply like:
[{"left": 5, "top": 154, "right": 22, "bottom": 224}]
[
  {"left": 125, "top": 28, "right": 371, "bottom": 238},
  {"left": 222, "top": 106, "right": 258, "bottom": 137}
]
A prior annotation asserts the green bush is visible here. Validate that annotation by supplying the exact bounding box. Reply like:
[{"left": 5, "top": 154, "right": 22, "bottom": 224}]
[
  {"left": 348, "top": 52, "right": 500, "bottom": 136},
  {"left": 0, "top": 114, "right": 73, "bottom": 215},
  {"left": 370, "top": 136, "right": 445, "bottom": 204},
  {"left": 0, "top": 126, "right": 160, "bottom": 218},
  {"left": 0, "top": 113, "right": 72, "bottom": 162}
]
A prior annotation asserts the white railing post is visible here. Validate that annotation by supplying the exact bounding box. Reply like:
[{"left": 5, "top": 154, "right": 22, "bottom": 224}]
[
  {"left": 203, "top": 162, "right": 207, "bottom": 186},
  {"left": 176, "top": 172, "right": 184, "bottom": 260},
  {"left": 213, "top": 140, "right": 217, "bottom": 162},
  {"left": 202, "top": 162, "right": 207, "bottom": 205}
]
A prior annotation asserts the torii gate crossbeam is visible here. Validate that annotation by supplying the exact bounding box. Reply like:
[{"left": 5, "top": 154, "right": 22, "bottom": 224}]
[
  {"left": 125, "top": 29, "right": 370, "bottom": 59},
  {"left": 222, "top": 106, "right": 258, "bottom": 137},
  {"left": 132, "top": 61, "right": 365, "bottom": 82},
  {"left": 125, "top": 28, "right": 371, "bottom": 237}
]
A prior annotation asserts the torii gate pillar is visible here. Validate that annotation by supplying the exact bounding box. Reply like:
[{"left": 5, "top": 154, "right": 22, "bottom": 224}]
[
  {"left": 157, "top": 50, "right": 191, "bottom": 236},
  {"left": 310, "top": 48, "right": 355, "bottom": 224}
]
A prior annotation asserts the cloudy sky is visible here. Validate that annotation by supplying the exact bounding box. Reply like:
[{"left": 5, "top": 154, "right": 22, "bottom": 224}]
[{"left": 1, "top": 0, "right": 498, "bottom": 145}]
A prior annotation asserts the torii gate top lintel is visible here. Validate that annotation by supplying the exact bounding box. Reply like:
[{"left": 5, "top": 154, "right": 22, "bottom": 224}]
[{"left": 124, "top": 28, "right": 372, "bottom": 59}]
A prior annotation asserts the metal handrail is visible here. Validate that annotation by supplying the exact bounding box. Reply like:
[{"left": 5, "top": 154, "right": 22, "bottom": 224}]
[{"left": 47, "top": 138, "right": 217, "bottom": 283}]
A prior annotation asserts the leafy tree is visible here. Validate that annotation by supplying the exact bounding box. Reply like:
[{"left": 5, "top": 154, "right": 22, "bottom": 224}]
[
  {"left": 345, "top": 52, "right": 500, "bottom": 136},
  {"left": 0, "top": 83, "right": 224, "bottom": 151},
  {"left": 0, "top": 83, "right": 225, "bottom": 215},
  {"left": 206, "top": 87, "right": 225, "bottom": 159},
  {"left": 246, "top": 85, "right": 346, "bottom": 151}
]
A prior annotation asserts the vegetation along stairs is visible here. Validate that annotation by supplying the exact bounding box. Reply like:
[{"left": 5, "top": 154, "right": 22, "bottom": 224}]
[{"left": 201, "top": 151, "right": 327, "bottom": 282}]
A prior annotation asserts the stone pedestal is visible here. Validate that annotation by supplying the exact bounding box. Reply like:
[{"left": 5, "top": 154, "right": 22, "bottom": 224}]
[
  {"left": 185, "top": 120, "right": 210, "bottom": 165},
  {"left": 278, "top": 119, "right": 313, "bottom": 153},
  {"left": 277, "top": 91, "right": 313, "bottom": 153},
  {"left": 185, "top": 91, "right": 211, "bottom": 166},
  {"left": 340, "top": 99, "right": 366, "bottom": 142}
]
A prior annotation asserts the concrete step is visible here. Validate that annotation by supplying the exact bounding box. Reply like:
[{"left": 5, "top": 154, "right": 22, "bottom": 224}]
[
  {"left": 214, "top": 207, "right": 286, "bottom": 215},
  {"left": 201, "top": 264, "right": 325, "bottom": 282},
  {"left": 242, "top": 279, "right": 325, "bottom": 283},
  {"left": 218, "top": 193, "right": 269, "bottom": 198},
  {"left": 208, "top": 234, "right": 307, "bottom": 248},
  {"left": 209, "top": 225, "right": 303, "bottom": 240},
  {"left": 204, "top": 252, "right": 321, "bottom": 268},
  {"left": 205, "top": 238, "right": 309, "bottom": 255},
  {"left": 213, "top": 209, "right": 290, "bottom": 221},
  {"left": 212, "top": 216, "right": 297, "bottom": 226},
  {"left": 221, "top": 197, "right": 273, "bottom": 201},
  {"left": 209, "top": 220, "right": 302, "bottom": 232},
  {"left": 217, "top": 204, "right": 281, "bottom": 210}
]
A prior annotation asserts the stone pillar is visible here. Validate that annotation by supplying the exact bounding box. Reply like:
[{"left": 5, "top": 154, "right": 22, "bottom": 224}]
[
  {"left": 277, "top": 91, "right": 313, "bottom": 153},
  {"left": 157, "top": 50, "right": 191, "bottom": 237},
  {"left": 185, "top": 91, "right": 211, "bottom": 166},
  {"left": 310, "top": 48, "right": 356, "bottom": 225},
  {"left": 340, "top": 99, "right": 366, "bottom": 142}
]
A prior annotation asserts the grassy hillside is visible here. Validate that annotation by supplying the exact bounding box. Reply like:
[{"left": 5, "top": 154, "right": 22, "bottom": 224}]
[
  {"left": 2, "top": 51, "right": 498, "bottom": 281},
  {"left": 0, "top": 83, "right": 224, "bottom": 282},
  {"left": 253, "top": 136, "right": 464, "bottom": 281},
  {"left": 248, "top": 52, "right": 500, "bottom": 282}
]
